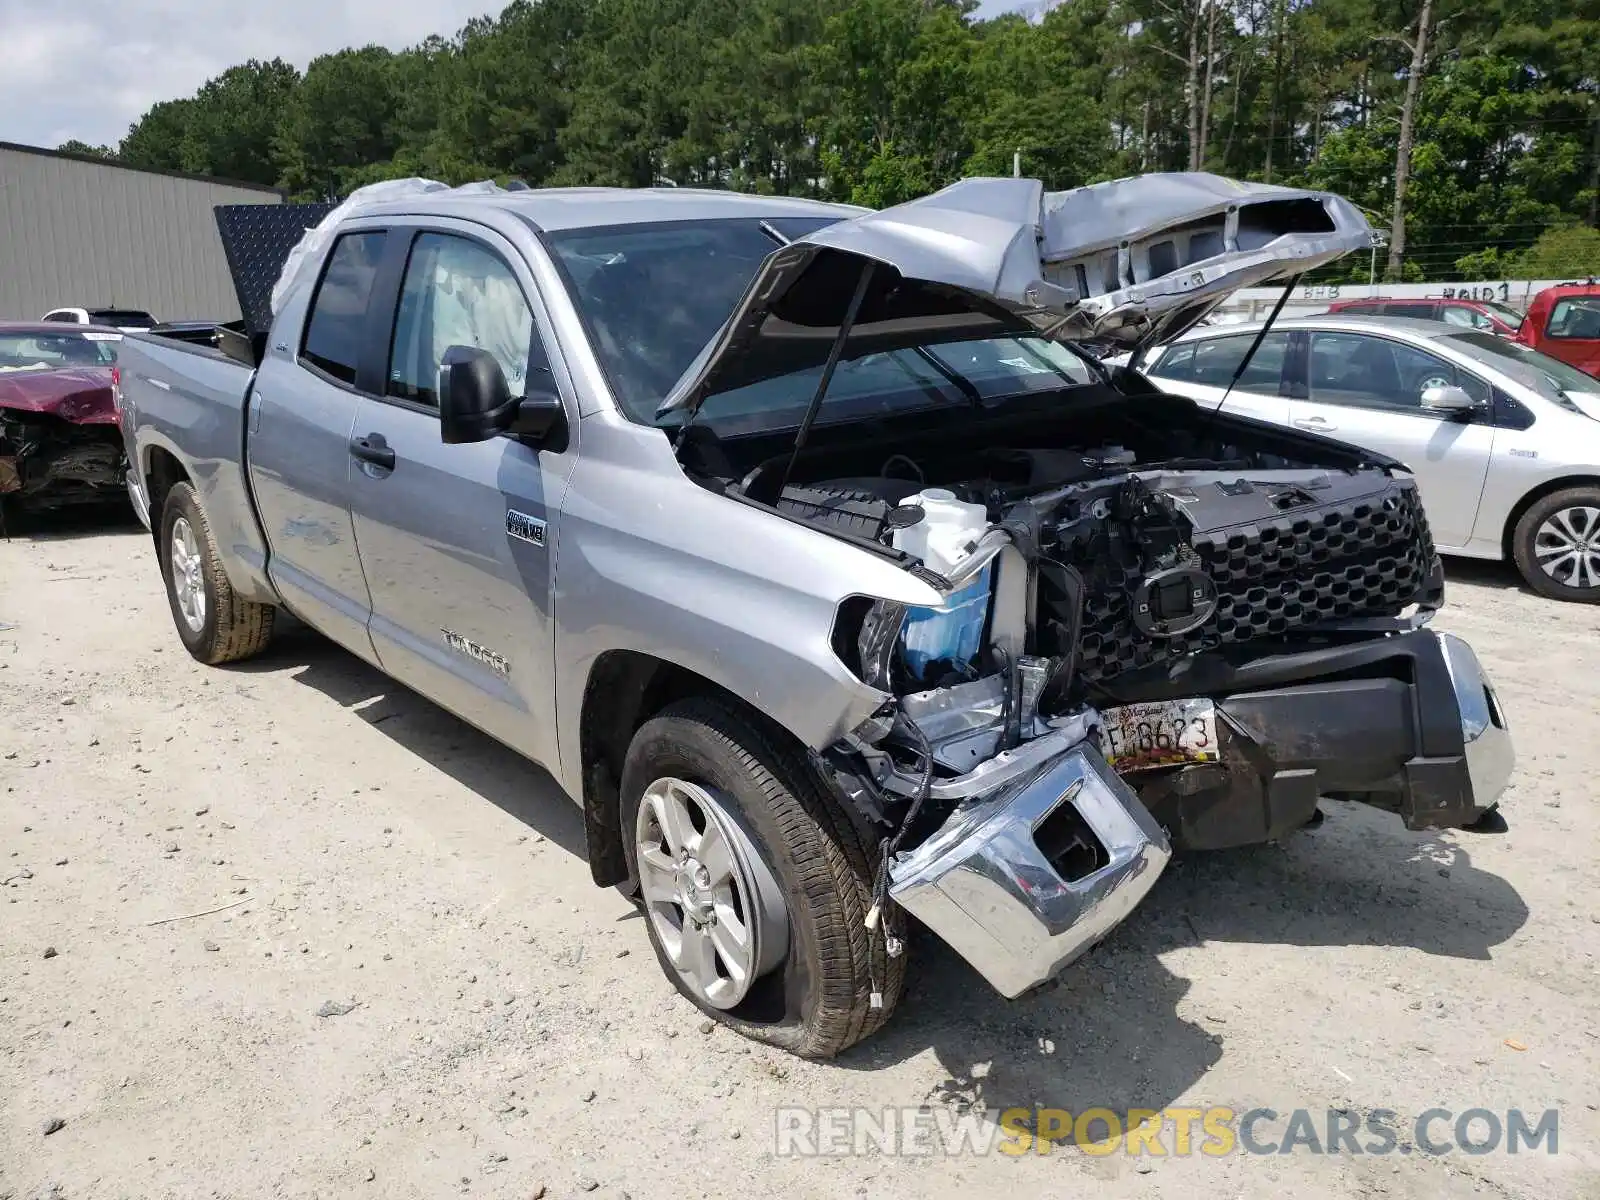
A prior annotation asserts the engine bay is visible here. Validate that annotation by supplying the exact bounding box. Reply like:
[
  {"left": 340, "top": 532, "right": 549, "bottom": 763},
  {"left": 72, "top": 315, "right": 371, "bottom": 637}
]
[{"left": 684, "top": 382, "right": 1442, "bottom": 843}]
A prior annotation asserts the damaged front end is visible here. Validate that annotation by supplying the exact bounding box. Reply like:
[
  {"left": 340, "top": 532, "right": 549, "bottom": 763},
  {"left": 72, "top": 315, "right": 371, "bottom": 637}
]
[
  {"left": 661, "top": 172, "right": 1506, "bottom": 998},
  {"left": 0, "top": 369, "right": 127, "bottom": 512}
]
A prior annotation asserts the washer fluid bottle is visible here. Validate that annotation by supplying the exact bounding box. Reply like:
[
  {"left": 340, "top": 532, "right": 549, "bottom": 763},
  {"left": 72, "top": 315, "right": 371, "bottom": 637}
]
[{"left": 890, "top": 489, "right": 993, "bottom": 682}]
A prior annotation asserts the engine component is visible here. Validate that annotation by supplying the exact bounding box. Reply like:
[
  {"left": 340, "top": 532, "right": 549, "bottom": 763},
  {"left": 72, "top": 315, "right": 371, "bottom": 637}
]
[{"left": 1048, "top": 470, "right": 1437, "bottom": 688}]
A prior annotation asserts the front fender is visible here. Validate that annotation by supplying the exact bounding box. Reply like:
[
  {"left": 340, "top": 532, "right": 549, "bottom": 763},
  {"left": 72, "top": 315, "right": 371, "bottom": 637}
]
[{"left": 550, "top": 417, "right": 942, "bottom": 798}]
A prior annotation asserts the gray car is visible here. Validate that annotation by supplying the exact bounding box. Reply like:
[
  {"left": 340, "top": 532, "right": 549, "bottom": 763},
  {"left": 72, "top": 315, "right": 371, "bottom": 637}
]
[
  {"left": 116, "top": 174, "right": 1512, "bottom": 1057},
  {"left": 1140, "top": 315, "right": 1600, "bottom": 600}
]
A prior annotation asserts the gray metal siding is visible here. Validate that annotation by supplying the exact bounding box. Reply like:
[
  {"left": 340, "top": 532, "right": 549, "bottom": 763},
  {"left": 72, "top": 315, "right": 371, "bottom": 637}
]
[{"left": 0, "top": 146, "right": 282, "bottom": 322}]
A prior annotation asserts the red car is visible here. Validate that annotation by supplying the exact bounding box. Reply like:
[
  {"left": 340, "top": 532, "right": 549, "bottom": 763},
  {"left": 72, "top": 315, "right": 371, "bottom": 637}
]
[
  {"left": 1513, "top": 283, "right": 1600, "bottom": 378},
  {"left": 0, "top": 322, "right": 127, "bottom": 512},
  {"left": 1326, "top": 295, "right": 1524, "bottom": 335}
]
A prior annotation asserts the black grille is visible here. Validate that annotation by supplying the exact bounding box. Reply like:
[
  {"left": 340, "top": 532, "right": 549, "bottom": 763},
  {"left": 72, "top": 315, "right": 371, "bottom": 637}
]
[{"left": 1071, "top": 480, "right": 1437, "bottom": 686}]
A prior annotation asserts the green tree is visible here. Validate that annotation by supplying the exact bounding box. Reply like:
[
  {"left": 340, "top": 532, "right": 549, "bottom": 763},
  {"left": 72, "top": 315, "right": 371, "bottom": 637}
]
[
  {"left": 119, "top": 99, "right": 197, "bottom": 172},
  {"left": 180, "top": 59, "right": 300, "bottom": 184},
  {"left": 1512, "top": 225, "right": 1600, "bottom": 277},
  {"left": 274, "top": 46, "right": 406, "bottom": 199},
  {"left": 56, "top": 140, "right": 116, "bottom": 159}
]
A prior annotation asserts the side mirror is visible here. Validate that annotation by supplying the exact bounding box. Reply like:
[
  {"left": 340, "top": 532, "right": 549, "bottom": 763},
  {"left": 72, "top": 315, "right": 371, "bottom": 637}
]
[
  {"left": 1420, "top": 384, "right": 1478, "bottom": 414},
  {"left": 437, "top": 345, "right": 569, "bottom": 450},
  {"left": 506, "top": 385, "right": 567, "bottom": 450},
  {"left": 439, "top": 346, "right": 517, "bottom": 444}
]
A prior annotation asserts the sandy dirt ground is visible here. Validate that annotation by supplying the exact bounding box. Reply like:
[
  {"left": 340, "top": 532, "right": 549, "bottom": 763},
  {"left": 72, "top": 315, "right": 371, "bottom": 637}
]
[{"left": 3, "top": 515, "right": 1600, "bottom": 1200}]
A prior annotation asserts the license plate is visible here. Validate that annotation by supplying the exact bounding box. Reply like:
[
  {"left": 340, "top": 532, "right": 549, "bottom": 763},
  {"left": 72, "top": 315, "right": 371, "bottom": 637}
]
[{"left": 1101, "top": 698, "right": 1220, "bottom": 772}]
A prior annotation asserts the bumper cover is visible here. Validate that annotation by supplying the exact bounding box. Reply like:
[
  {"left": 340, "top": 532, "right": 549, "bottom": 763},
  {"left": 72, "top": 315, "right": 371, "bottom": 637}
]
[
  {"left": 1135, "top": 629, "right": 1514, "bottom": 848},
  {"left": 888, "top": 742, "right": 1170, "bottom": 999},
  {"left": 883, "top": 628, "right": 1510, "bottom": 999}
]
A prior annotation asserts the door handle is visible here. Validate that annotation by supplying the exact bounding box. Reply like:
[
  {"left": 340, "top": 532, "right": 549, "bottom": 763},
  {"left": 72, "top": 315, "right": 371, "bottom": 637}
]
[
  {"left": 349, "top": 435, "right": 396, "bottom": 470},
  {"left": 1292, "top": 416, "right": 1337, "bottom": 432}
]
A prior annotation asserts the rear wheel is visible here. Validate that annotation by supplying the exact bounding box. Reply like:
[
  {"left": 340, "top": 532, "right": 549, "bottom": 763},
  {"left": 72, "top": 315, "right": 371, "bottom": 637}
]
[
  {"left": 1512, "top": 487, "right": 1600, "bottom": 602},
  {"left": 620, "top": 697, "right": 903, "bottom": 1058},
  {"left": 159, "top": 482, "right": 277, "bottom": 662}
]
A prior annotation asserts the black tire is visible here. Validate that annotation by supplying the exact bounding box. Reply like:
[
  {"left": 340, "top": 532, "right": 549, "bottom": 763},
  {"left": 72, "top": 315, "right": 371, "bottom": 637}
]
[
  {"left": 1511, "top": 487, "right": 1600, "bottom": 603},
  {"left": 158, "top": 481, "right": 277, "bottom": 663},
  {"left": 620, "top": 696, "right": 904, "bottom": 1058}
]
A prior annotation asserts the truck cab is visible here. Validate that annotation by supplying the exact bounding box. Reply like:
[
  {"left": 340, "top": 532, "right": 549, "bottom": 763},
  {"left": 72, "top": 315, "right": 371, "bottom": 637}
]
[{"left": 1515, "top": 283, "right": 1600, "bottom": 377}]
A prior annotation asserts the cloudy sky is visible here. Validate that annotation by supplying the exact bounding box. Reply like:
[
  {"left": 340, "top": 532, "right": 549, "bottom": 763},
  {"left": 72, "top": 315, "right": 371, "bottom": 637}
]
[{"left": 0, "top": 0, "right": 1024, "bottom": 153}]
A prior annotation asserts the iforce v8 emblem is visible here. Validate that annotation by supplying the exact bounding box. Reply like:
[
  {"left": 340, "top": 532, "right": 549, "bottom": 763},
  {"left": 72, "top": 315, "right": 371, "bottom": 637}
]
[{"left": 507, "top": 509, "right": 547, "bottom": 547}]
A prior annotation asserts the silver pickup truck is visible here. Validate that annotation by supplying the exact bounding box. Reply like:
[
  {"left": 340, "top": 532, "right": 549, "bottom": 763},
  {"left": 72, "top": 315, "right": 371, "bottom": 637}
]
[{"left": 116, "top": 174, "right": 1514, "bottom": 1058}]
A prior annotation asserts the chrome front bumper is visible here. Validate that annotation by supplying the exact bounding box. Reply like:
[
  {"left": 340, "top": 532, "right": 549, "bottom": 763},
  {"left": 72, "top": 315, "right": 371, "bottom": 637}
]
[
  {"left": 888, "top": 742, "right": 1170, "bottom": 999},
  {"left": 1438, "top": 632, "right": 1515, "bottom": 813}
]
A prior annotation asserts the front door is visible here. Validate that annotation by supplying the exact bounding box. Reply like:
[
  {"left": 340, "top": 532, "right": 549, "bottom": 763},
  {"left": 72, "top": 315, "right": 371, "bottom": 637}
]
[
  {"left": 248, "top": 228, "right": 389, "bottom": 661},
  {"left": 1288, "top": 330, "right": 1495, "bottom": 549},
  {"left": 345, "top": 224, "right": 576, "bottom": 765}
]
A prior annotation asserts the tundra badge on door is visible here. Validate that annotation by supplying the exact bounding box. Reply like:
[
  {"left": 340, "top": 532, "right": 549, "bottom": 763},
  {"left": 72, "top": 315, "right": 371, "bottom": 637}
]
[
  {"left": 441, "top": 630, "right": 512, "bottom": 679},
  {"left": 507, "top": 510, "right": 546, "bottom": 547}
]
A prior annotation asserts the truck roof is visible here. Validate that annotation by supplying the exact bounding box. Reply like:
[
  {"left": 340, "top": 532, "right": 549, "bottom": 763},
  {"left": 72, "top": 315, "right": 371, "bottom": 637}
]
[{"left": 352, "top": 186, "right": 867, "bottom": 232}]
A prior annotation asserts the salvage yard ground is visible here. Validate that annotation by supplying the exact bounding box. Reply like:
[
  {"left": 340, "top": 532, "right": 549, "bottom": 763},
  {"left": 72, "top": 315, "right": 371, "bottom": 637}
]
[{"left": 3, "top": 518, "right": 1599, "bottom": 1200}]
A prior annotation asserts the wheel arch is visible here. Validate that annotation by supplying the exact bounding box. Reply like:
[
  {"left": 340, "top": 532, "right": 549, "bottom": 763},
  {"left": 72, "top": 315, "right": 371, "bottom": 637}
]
[
  {"left": 144, "top": 444, "right": 191, "bottom": 549},
  {"left": 578, "top": 650, "right": 777, "bottom": 888},
  {"left": 1502, "top": 474, "right": 1600, "bottom": 560}
]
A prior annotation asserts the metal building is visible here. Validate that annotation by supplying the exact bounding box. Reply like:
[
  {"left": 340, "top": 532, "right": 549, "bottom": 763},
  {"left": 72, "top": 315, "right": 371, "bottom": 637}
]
[{"left": 0, "top": 141, "right": 283, "bottom": 323}]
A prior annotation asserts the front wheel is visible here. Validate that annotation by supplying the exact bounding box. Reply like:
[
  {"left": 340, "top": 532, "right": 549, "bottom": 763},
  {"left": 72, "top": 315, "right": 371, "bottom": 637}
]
[
  {"left": 1512, "top": 487, "right": 1600, "bottom": 602},
  {"left": 620, "top": 697, "right": 903, "bottom": 1058}
]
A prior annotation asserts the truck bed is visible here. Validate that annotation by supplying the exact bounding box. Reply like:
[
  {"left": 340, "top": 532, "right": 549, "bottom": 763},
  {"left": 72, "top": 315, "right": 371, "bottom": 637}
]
[{"left": 118, "top": 333, "right": 278, "bottom": 605}]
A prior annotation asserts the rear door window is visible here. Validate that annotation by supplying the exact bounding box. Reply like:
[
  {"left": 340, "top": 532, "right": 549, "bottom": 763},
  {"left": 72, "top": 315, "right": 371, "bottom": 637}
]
[
  {"left": 1154, "top": 332, "right": 1288, "bottom": 393},
  {"left": 301, "top": 231, "right": 388, "bottom": 386},
  {"left": 1383, "top": 301, "right": 1436, "bottom": 318}
]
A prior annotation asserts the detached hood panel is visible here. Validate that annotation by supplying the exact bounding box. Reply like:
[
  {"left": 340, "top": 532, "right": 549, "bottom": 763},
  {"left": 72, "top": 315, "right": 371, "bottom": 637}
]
[
  {"left": 661, "top": 172, "right": 1373, "bottom": 418},
  {"left": 0, "top": 368, "right": 117, "bottom": 425}
]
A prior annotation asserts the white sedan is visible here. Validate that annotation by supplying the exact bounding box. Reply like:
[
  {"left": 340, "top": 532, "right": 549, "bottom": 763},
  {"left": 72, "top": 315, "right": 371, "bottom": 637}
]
[{"left": 1135, "top": 314, "right": 1600, "bottom": 601}]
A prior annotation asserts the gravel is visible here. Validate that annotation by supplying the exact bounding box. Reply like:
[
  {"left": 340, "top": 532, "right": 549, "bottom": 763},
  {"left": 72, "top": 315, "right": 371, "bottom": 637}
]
[{"left": 3, "top": 526, "right": 1598, "bottom": 1199}]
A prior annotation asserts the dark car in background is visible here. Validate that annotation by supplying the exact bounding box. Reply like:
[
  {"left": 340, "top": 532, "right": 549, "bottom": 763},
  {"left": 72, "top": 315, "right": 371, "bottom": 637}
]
[{"left": 0, "top": 323, "right": 127, "bottom": 514}]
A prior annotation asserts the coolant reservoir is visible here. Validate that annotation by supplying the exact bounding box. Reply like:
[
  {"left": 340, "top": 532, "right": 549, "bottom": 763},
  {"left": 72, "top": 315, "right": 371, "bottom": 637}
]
[{"left": 891, "top": 489, "right": 994, "bottom": 680}]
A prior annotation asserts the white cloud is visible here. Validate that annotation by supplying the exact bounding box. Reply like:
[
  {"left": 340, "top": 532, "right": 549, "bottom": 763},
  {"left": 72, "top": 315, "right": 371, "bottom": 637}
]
[{"left": 0, "top": 0, "right": 495, "bottom": 150}]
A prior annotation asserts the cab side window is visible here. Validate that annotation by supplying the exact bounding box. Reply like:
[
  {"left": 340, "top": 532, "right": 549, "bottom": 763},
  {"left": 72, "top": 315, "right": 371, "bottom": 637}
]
[
  {"left": 387, "top": 232, "right": 547, "bottom": 408},
  {"left": 302, "top": 231, "right": 388, "bottom": 386}
]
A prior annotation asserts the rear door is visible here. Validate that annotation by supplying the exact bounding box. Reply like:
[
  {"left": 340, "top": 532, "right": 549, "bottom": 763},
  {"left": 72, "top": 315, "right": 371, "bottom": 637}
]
[
  {"left": 1145, "top": 330, "right": 1293, "bottom": 425},
  {"left": 344, "top": 220, "right": 578, "bottom": 765},
  {"left": 248, "top": 226, "right": 388, "bottom": 661},
  {"left": 1287, "top": 329, "right": 1495, "bottom": 548}
]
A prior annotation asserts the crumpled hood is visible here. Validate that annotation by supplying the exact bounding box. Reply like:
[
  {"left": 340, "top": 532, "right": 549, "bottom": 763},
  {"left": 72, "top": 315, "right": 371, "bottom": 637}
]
[
  {"left": 660, "top": 171, "right": 1374, "bottom": 418},
  {"left": 0, "top": 368, "right": 117, "bottom": 425}
]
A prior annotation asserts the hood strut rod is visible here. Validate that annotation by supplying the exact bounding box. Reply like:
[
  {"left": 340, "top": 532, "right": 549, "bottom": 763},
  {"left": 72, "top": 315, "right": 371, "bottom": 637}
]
[
  {"left": 1215, "top": 273, "right": 1300, "bottom": 412},
  {"left": 767, "top": 260, "right": 876, "bottom": 504}
]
